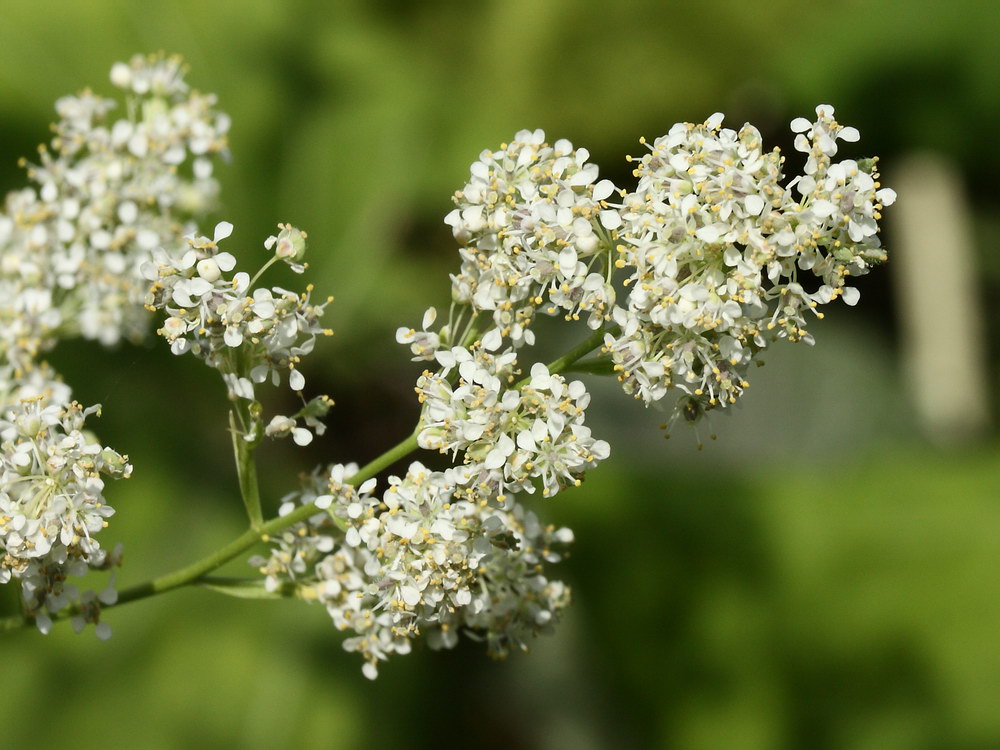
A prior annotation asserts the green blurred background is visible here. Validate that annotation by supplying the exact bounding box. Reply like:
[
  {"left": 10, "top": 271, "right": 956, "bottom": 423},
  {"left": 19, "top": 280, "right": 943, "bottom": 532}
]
[{"left": 2, "top": 1, "right": 999, "bottom": 748}]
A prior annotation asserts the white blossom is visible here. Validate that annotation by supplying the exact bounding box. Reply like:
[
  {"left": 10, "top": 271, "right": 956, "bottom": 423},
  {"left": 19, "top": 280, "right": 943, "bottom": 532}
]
[
  {"left": 416, "top": 347, "right": 610, "bottom": 499},
  {"left": 0, "top": 54, "right": 228, "bottom": 365},
  {"left": 0, "top": 396, "right": 129, "bottom": 632},
  {"left": 252, "top": 459, "right": 575, "bottom": 679},
  {"left": 605, "top": 106, "right": 893, "bottom": 420},
  {"left": 395, "top": 306, "right": 443, "bottom": 361},
  {"left": 145, "top": 222, "right": 335, "bottom": 443},
  {"left": 445, "top": 130, "right": 619, "bottom": 345}
]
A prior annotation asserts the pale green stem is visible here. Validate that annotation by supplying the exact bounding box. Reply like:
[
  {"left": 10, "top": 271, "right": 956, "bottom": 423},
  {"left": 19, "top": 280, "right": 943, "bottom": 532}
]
[
  {"left": 0, "top": 327, "right": 610, "bottom": 633},
  {"left": 247, "top": 254, "right": 281, "bottom": 290},
  {"left": 231, "top": 410, "right": 263, "bottom": 528},
  {"left": 541, "top": 327, "right": 610, "bottom": 379}
]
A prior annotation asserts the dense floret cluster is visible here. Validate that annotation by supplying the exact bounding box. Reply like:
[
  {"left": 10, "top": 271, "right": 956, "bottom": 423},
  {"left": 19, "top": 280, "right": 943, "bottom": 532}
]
[
  {"left": 0, "top": 395, "right": 129, "bottom": 634},
  {"left": 606, "top": 106, "right": 896, "bottom": 415},
  {"left": 0, "top": 57, "right": 892, "bottom": 677},
  {"left": 251, "top": 461, "right": 573, "bottom": 678},
  {"left": 0, "top": 53, "right": 228, "bottom": 368},
  {"left": 445, "top": 129, "right": 620, "bottom": 344},
  {"left": 0, "top": 54, "right": 224, "bottom": 633},
  {"left": 143, "top": 221, "right": 334, "bottom": 445}
]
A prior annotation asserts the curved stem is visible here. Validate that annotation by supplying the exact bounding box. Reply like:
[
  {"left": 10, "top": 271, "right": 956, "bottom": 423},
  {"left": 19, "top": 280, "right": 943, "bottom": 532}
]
[
  {"left": 0, "top": 326, "right": 611, "bottom": 633},
  {"left": 247, "top": 254, "right": 281, "bottom": 290},
  {"left": 0, "top": 428, "right": 422, "bottom": 633}
]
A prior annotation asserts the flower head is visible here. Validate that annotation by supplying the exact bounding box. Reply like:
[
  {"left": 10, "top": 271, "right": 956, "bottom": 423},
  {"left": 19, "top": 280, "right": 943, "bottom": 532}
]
[
  {"left": 0, "top": 396, "right": 129, "bottom": 631},
  {"left": 606, "top": 106, "right": 894, "bottom": 419},
  {"left": 0, "top": 54, "right": 228, "bottom": 365},
  {"left": 445, "top": 130, "right": 619, "bottom": 345}
]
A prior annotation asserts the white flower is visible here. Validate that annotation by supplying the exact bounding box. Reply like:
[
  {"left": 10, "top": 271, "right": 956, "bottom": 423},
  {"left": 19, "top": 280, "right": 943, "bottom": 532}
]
[
  {"left": 147, "top": 222, "right": 335, "bottom": 405},
  {"left": 606, "top": 107, "right": 892, "bottom": 419},
  {"left": 396, "top": 307, "right": 443, "bottom": 361},
  {"left": 445, "top": 130, "right": 619, "bottom": 345},
  {"left": 416, "top": 347, "right": 609, "bottom": 500},
  {"left": 252, "top": 458, "right": 576, "bottom": 678},
  {"left": 0, "top": 396, "right": 130, "bottom": 631},
  {"left": 0, "top": 54, "right": 228, "bottom": 364}
]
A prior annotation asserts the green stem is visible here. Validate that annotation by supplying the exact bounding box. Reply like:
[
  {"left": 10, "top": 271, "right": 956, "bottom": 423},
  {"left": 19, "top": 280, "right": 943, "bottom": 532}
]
[
  {"left": 0, "top": 327, "right": 612, "bottom": 633},
  {"left": 545, "top": 326, "right": 612, "bottom": 377},
  {"left": 247, "top": 254, "right": 281, "bottom": 290},
  {"left": 0, "top": 426, "right": 423, "bottom": 633},
  {"left": 231, "top": 410, "right": 263, "bottom": 528},
  {"left": 348, "top": 427, "right": 420, "bottom": 485}
]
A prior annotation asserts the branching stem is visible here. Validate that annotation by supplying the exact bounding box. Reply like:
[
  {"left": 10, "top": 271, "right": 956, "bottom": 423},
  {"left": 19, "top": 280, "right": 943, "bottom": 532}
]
[{"left": 0, "top": 326, "right": 610, "bottom": 633}]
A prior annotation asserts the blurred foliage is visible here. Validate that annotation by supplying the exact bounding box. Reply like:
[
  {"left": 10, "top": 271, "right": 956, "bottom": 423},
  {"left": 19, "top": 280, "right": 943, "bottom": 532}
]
[{"left": 1, "top": 1, "right": 999, "bottom": 748}]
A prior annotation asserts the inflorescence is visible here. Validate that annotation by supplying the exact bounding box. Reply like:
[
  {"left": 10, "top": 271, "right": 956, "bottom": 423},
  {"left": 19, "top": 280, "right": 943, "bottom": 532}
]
[{"left": 0, "top": 57, "right": 893, "bottom": 677}]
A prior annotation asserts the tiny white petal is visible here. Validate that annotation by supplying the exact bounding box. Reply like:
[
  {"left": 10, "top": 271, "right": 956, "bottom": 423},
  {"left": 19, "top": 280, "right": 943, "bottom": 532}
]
[
  {"left": 401, "top": 585, "right": 421, "bottom": 607},
  {"left": 224, "top": 327, "right": 244, "bottom": 348},
  {"left": 876, "top": 188, "right": 897, "bottom": 206},
  {"left": 695, "top": 224, "right": 722, "bottom": 243},
  {"left": 744, "top": 194, "right": 765, "bottom": 216},
  {"left": 481, "top": 328, "right": 502, "bottom": 351},
  {"left": 484, "top": 448, "right": 507, "bottom": 470},
  {"left": 214, "top": 221, "right": 234, "bottom": 243},
  {"left": 592, "top": 179, "right": 615, "bottom": 201},
  {"left": 790, "top": 117, "right": 812, "bottom": 133},
  {"left": 215, "top": 252, "right": 237, "bottom": 272},
  {"left": 346, "top": 527, "right": 362, "bottom": 547},
  {"left": 599, "top": 210, "right": 622, "bottom": 230},
  {"left": 811, "top": 199, "right": 836, "bottom": 219},
  {"left": 35, "top": 612, "right": 52, "bottom": 635}
]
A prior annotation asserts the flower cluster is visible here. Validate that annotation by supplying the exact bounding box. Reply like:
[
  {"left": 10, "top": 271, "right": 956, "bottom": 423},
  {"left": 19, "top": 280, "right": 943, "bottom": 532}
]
[
  {"left": 604, "top": 105, "right": 896, "bottom": 418},
  {"left": 417, "top": 347, "right": 610, "bottom": 499},
  {"left": 143, "top": 222, "right": 334, "bottom": 445},
  {"left": 445, "top": 129, "right": 620, "bottom": 344},
  {"left": 251, "top": 463, "right": 376, "bottom": 591},
  {"left": 0, "top": 54, "right": 225, "bottom": 638},
  {"left": 0, "top": 55, "right": 895, "bottom": 680},
  {"left": 0, "top": 53, "right": 228, "bottom": 370},
  {"left": 0, "top": 361, "right": 72, "bottom": 411},
  {"left": 253, "top": 461, "right": 573, "bottom": 679},
  {"left": 0, "top": 396, "right": 130, "bottom": 634}
]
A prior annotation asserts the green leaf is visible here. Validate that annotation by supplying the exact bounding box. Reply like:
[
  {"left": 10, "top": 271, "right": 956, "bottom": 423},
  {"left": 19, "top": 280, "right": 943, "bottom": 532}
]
[{"left": 196, "top": 577, "right": 292, "bottom": 600}]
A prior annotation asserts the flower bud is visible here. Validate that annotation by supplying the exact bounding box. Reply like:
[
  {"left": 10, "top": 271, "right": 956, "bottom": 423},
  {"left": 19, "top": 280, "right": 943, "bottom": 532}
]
[{"left": 274, "top": 224, "right": 307, "bottom": 263}]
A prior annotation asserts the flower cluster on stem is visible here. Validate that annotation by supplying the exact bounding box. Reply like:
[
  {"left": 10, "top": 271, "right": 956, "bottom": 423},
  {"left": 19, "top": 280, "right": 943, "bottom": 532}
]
[
  {"left": 143, "top": 221, "right": 334, "bottom": 447},
  {"left": 0, "top": 53, "right": 228, "bottom": 368},
  {"left": 605, "top": 105, "right": 896, "bottom": 419},
  {"left": 0, "top": 54, "right": 895, "bottom": 680},
  {"left": 0, "top": 395, "right": 129, "bottom": 635},
  {"left": 0, "top": 54, "right": 217, "bottom": 629},
  {"left": 252, "top": 460, "right": 573, "bottom": 678}
]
